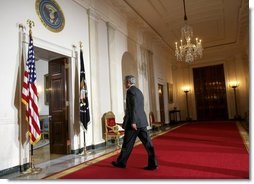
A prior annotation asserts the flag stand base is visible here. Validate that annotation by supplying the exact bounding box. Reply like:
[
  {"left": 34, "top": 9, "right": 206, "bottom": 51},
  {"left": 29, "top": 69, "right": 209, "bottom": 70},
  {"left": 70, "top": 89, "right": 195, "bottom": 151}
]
[
  {"left": 21, "top": 159, "right": 42, "bottom": 175},
  {"left": 22, "top": 167, "right": 42, "bottom": 175},
  {"left": 79, "top": 148, "right": 90, "bottom": 156},
  {"left": 79, "top": 151, "right": 87, "bottom": 156}
]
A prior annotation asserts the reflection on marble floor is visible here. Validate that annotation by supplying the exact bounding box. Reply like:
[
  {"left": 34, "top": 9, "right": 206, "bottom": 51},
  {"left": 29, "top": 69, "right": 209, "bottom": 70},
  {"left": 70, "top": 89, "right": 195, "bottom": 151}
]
[
  {"left": 9, "top": 143, "right": 122, "bottom": 179},
  {"left": 33, "top": 142, "right": 63, "bottom": 165},
  {"left": 2, "top": 124, "right": 180, "bottom": 179}
]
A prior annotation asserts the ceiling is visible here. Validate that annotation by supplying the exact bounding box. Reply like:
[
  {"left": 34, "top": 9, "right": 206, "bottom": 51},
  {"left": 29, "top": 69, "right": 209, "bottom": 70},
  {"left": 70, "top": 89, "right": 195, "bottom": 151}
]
[
  {"left": 34, "top": 46, "right": 66, "bottom": 61},
  {"left": 105, "top": 0, "right": 248, "bottom": 56}
]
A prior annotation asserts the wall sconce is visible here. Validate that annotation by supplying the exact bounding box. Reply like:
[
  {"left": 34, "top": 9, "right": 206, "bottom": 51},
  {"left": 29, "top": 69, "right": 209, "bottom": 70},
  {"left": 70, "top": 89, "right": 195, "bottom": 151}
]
[
  {"left": 229, "top": 81, "right": 240, "bottom": 89},
  {"left": 182, "top": 86, "right": 191, "bottom": 93},
  {"left": 229, "top": 81, "right": 241, "bottom": 119},
  {"left": 182, "top": 86, "right": 191, "bottom": 121},
  {"left": 158, "top": 88, "right": 162, "bottom": 94}
]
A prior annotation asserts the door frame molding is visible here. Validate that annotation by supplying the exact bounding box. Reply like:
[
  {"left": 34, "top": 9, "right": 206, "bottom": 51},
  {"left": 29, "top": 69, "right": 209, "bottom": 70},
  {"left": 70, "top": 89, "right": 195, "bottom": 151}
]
[
  {"left": 23, "top": 34, "right": 73, "bottom": 58},
  {"left": 20, "top": 34, "right": 79, "bottom": 160}
]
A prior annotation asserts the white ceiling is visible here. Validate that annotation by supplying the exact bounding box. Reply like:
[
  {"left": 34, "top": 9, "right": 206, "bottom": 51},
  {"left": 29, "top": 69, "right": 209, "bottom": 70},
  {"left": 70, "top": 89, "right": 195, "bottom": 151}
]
[
  {"left": 34, "top": 46, "right": 66, "bottom": 61},
  {"left": 105, "top": 0, "right": 248, "bottom": 55}
]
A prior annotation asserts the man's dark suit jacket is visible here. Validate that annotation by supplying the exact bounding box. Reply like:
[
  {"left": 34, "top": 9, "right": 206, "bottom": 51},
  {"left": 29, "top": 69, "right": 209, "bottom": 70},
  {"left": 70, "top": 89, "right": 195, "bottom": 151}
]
[{"left": 123, "top": 85, "right": 148, "bottom": 130}]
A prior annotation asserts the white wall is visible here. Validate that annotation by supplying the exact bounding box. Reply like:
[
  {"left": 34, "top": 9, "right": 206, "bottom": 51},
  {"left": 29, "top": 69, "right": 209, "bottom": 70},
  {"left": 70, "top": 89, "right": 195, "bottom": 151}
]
[
  {"left": 152, "top": 45, "right": 173, "bottom": 123},
  {"left": 0, "top": 0, "right": 181, "bottom": 172},
  {"left": 0, "top": 0, "right": 89, "bottom": 171},
  {"left": 36, "top": 59, "right": 49, "bottom": 116},
  {"left": 76, "top": 0, "right": 173, "bottom": 140}
]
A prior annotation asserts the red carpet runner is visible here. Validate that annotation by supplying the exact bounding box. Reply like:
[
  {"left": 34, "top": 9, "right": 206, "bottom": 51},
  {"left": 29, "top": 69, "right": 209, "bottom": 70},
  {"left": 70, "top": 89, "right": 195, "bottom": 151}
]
[{"left": 48, "top": 121, "right": 249, "bottom": 179}]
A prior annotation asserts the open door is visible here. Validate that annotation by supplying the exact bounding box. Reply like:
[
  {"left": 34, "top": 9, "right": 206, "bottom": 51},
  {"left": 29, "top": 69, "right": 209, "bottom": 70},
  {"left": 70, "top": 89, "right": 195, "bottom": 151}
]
[{"left": 49, "top": 58, "right": 69, "bottom": 154}]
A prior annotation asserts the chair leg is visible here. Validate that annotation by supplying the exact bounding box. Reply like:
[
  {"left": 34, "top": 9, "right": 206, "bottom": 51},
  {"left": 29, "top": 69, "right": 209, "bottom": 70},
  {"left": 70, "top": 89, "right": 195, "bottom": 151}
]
[
  {"left": 105, "top": 135, "right": 108, "bottom": 146},
  {"left": 116, "top": 135, "right": 120, "bottom": 147}
]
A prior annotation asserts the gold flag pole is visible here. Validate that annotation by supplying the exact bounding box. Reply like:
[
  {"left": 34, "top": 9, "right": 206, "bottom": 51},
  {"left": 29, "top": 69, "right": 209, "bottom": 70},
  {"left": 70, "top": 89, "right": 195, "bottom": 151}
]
[
  {"left": 80, "top": 41, "right": 83, "bottom": 50},
  {"left": 27, "top": 19, "right": 34, "bottom": 36},
  {"left": 21, "top": 19, "right": 42, "bottom": 175}
]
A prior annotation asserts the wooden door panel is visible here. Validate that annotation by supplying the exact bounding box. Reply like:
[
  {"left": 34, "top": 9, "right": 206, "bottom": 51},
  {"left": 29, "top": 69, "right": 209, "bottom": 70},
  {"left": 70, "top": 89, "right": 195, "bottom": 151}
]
[
  {"left": 49, "top": 58, "right": 68, "bottom": 154},
  {"left": 51, "top": 79, "right": 63, "bottom": 111},
  {"left": 193, "top": 64, "right": 228, "bottom": 120}
]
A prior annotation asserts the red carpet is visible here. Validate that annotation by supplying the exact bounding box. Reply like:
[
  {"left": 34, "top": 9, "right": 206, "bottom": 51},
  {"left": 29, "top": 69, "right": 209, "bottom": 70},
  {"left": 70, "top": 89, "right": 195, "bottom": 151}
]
[{"left": 48, "top": 121, "right": 249, "bottom": 179}]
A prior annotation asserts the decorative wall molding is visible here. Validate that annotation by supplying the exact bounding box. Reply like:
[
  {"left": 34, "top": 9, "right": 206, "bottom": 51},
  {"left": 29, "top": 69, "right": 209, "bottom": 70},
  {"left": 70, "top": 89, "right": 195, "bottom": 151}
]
[{"left": 87, "top": 8, "right": 100, "bottom": 22}]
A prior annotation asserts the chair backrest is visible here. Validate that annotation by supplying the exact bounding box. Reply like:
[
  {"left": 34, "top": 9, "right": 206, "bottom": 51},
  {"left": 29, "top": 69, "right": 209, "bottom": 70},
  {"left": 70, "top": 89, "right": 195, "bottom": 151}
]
[
  {"left": 107, "top": 118, "right": 116, "bottom": 127},
  {"left": 104, "top": 111, "right": 116, "bottom": 132}
]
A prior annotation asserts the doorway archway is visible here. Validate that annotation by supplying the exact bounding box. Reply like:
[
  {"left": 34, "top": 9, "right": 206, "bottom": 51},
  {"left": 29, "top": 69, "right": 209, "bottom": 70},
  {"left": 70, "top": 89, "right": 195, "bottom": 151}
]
[{"left": 121, "top": 52, "right": 138, "bottom": 108}]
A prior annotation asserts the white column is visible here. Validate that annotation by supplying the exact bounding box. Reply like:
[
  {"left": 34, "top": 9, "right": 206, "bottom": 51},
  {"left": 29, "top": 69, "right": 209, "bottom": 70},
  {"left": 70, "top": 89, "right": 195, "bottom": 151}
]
[
  {"left": 107, "top": 22, "right": 115, "bottom": 111},
  {"left": 88, "top": 9, "right": 103, "bottom": 145},
  {"left": 147, "top": 51, "right": 156, "bottom": 116},
  {"left": 106, "top": 22, "right": 117, "bottom": 113},
  {"left": 139, "top": 47, "right": 150, "bottom": 117},
  {"left": 235, "top": 54, "right": 248, "bottom": 118}
]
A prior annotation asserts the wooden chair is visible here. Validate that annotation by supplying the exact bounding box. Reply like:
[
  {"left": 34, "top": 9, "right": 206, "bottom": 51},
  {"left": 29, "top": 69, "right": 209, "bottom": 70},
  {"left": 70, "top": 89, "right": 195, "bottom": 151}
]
[
  {"left": 103, "top": 111, "right": 124, "bottom": 146},
  {"left": 149, "top": 112, "right": 163, "bottom": 130}
]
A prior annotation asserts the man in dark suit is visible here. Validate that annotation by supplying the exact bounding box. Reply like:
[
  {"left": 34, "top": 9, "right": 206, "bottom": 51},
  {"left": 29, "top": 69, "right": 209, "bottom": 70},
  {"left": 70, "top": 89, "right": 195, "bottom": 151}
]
[{"left": 112, "top": 75, "right": 158, "bottom": 170}]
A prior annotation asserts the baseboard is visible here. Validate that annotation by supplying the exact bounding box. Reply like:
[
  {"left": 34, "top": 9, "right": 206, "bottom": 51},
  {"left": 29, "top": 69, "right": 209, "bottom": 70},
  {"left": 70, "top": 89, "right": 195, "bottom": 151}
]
[
  {"left": 87, "top": 142, "right": 106, "bottom": 150},
  {"left": 0, "top": 163, "right": 30, "bottom": 178},
  {"left": 71, "top": 141, "right": 110, "bottom": 154},
  {"left": 71, "top": 147, "right": 84, "bottom": 154}
]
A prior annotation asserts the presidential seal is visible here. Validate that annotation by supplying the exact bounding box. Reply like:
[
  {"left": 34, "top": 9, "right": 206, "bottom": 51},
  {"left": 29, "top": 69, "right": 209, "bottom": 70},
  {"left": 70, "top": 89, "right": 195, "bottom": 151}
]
[{"left": 35, "top": 0, "right": 65, "bottom": 32}]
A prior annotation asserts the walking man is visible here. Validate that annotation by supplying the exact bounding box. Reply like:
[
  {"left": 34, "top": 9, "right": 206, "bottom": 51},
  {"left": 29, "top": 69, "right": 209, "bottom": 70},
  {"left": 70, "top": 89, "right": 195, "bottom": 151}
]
[{"left": 112, "top": 75, "right": 158, "bottom": 170}]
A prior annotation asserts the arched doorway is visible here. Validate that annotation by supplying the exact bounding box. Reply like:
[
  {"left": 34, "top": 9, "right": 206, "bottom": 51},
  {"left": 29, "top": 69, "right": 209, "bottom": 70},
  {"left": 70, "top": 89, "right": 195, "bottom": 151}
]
[{"left": 121, "top": 52, "right": 138, "bottom": 109}]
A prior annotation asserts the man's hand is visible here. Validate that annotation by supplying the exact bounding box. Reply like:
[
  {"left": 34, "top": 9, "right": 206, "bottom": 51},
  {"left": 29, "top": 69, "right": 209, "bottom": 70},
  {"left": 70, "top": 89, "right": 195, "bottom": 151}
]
[{"left": 131, "top": 123, "right": 137, "bottom": 130}]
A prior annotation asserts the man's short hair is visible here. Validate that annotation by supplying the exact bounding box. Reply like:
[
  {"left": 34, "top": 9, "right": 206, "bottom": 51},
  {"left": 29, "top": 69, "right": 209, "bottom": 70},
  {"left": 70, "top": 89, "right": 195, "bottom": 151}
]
[{"left": 125, "top": 75, "right": 136, "bottom": 85}]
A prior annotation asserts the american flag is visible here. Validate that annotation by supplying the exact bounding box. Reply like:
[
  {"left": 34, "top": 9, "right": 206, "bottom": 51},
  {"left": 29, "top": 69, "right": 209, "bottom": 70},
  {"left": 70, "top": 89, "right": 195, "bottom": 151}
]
[
  {"left": 21, "top": 34, "right": 41, "bottom": 145},
  {"left": 80, "top": 49, "right": 90, "bottom": 130}
]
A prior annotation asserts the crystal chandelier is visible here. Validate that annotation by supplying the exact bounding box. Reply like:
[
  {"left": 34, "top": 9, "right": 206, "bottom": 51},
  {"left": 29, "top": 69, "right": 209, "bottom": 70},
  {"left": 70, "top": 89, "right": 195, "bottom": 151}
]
[{"left": 175, "top": 0, "right": 203, "bottom": 63}]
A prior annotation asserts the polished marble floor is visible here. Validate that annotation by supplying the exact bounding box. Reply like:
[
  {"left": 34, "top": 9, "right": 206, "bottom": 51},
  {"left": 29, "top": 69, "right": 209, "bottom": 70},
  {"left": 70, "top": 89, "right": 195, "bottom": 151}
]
[
  {"left": 1, "top": 122, "right": 248, "bottom": 180},
  {"left": 3, "top": 142, "right": 123, "bottom": 179},
  {"left": 2, "top": 125, "right": 172, "bottom": 180},
  {"left": 33, "top": 143, "right": 64, "bottom": 165}
]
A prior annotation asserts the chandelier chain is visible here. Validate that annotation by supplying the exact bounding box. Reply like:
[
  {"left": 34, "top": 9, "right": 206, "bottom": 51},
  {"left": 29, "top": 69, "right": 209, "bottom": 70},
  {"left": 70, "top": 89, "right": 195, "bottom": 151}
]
[{"left": 183, "top": 0, "right": 187, "bottom": 21}]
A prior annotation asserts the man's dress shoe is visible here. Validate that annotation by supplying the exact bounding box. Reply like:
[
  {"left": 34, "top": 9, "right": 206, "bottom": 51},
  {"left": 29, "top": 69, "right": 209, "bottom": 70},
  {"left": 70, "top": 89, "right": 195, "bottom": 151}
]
[
  {"left": 112, "top": 161, "right": 126, "bottom": 168},
  {"left": 144, "top": 165, "right": 158, "bottom": 170}
]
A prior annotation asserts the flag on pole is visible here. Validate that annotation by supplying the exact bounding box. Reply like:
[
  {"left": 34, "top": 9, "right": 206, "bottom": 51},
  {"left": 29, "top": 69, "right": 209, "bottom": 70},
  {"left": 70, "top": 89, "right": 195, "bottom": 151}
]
[
  {"left": 80, "top": 49, "right": 90, "bottom": 130},
  {"left": 21, "top": 33, "right": 41, "bottom": 145}
]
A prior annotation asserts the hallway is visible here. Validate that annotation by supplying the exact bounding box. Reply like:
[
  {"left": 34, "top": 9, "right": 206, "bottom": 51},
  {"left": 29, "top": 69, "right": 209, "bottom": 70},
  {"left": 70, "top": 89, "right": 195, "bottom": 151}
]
[
  {"left": 1, "top": 121, "right": 248, "bottom": 179},
  {"left": 0, "top": 0, "right": 249, "bottom": 181}
]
